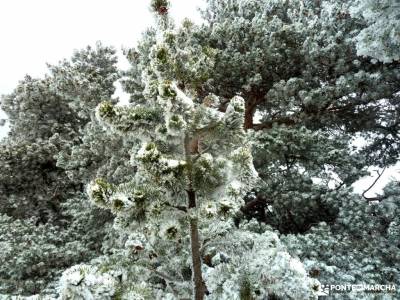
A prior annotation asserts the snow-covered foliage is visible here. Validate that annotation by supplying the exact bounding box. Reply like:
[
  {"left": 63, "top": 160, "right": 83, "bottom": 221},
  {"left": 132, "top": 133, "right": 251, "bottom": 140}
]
[
  {"left": 203, "top": 221, "right": 320, "bottom": 300},
  {"left": 1, "top": 0, "right": 399, "bottom": 299},
  {"left": 80, "top": 3, "right": 288, "bottom": 296},
  {"left": 69, "top": 1, "right": 317, "bottom": 298},
  {"left": 56, "top": 220, "right": 320, "bottom": 299},
  {"left": 350, "top": 0, "right": 400, "bottom": 63},
  {"left": 58, "top": 265, "right": 118, "bottom": 300},
  {"left": 283, "top": 182, "right": 400, "bottom": 299},
  {"left": 0, "top": 195, "right": 113, "bottom": 296},
  {"left": 0, "top": 44, "right": 119, "bottom": 296}
]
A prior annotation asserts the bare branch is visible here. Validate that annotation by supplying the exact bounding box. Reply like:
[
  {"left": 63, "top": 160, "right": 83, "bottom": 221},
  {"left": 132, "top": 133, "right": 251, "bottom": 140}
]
[
  {"left": 362, "top": 167, "right": 386, "bottom": 201},
  {"left": 149, "top": 268, "right": 181, "bottom": 297},
  {"left": 165, "top": 202, "right": 187, "bottom": 213},
  {"left": 240, "top": 194, "right": 268, "bottom": 214}
]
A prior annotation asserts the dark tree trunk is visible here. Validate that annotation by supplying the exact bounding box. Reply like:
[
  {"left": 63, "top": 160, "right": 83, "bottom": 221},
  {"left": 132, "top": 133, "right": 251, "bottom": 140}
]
[
  {"left": 244, "top": 103, "right": 254, "bottom": 129},
  {"left": 244, "top": 94, "right": 263, "bottom": 129},
  {"left": 187, "top": 189, "right": 205, "bottom": 300}
]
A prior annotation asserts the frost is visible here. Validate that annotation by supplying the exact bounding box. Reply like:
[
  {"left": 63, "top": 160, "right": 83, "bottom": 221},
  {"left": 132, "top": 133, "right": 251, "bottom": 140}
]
[{"left": 58, "top": 264, "right": 118, "bottom": 300}]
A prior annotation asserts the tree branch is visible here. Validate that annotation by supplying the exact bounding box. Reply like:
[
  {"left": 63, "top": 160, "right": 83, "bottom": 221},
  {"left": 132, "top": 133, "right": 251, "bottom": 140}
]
[
  {"left": 149, "top": 268, "right": 181, "bottom": 297},
  {"left": 240, "top": 194, "right": 268, "bottom": 214},
  {"left": 165, "top": 202, "right": 187, "bottom": 213},
  {"left": 362, "top": 167, "right": 386, "bottom": 202},
  {"left": 253, "top": 116, "right": 297, "bottom": 131}
]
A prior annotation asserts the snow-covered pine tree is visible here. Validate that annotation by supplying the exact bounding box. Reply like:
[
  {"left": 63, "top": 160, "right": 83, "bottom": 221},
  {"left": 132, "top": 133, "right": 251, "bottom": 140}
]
[
  {"left": 0, "top": 43, "right": 120, "bottom": 296},
  {"left": 122, "top": 0, "right": 400, "bottom": 233},
  {"left": 58, "top": 1, "right": 320, "bottom": 299},
  {"left": 1, "top": 0, "right": 399, "bottom": 299},
  {"left": 60, "top": 0, "right": 400, "bottom": 299}
]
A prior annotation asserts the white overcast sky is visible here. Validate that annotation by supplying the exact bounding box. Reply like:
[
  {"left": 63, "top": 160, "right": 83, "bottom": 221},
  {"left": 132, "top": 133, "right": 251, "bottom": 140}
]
[
  {"left": 0, "top": 0, "right": 398, "bottom": 195},
  {"left": 0, "top": 0, "right": 203, "bottom": 95},
  {"left": 0, "top": 0, "right": 203, "bottom": 137}
]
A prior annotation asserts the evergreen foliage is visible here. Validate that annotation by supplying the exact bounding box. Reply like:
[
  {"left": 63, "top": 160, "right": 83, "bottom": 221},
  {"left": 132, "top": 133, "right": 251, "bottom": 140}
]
[
  {"left": 0, "top": 0, "right": 399, "bottom": 299},
  {"left": 0, "top": 44, "right": 119, "bottom": 296}
]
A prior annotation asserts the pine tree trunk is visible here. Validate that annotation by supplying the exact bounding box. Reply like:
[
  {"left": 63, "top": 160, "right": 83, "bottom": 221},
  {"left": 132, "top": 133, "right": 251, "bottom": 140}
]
[
  {"left": 187, "top": 189, "right": 205, "bottom": 300},
  {"left": 244, "top": 108, "right": 254, "bottom": 129},
  {"left": 184, "top": 134, "right": 205, "bottom": 299},
  {"left": 244, "top": 95, "right": 257, "bottom": 129}
]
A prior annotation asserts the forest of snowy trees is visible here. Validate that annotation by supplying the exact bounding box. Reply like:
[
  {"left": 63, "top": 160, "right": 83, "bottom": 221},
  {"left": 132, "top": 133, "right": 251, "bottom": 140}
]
[{"left": 0, "top": 0, "right": 399, "bottom": 299}]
